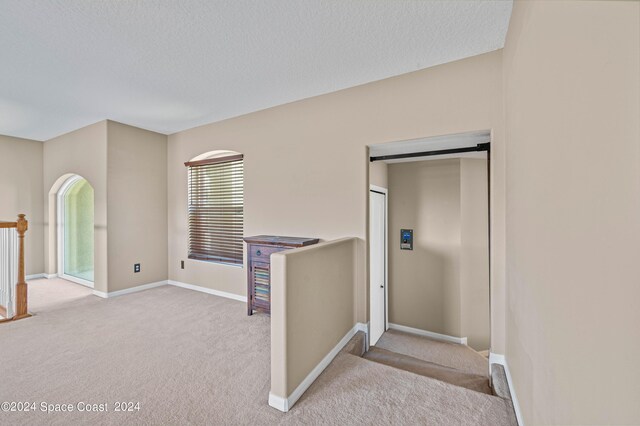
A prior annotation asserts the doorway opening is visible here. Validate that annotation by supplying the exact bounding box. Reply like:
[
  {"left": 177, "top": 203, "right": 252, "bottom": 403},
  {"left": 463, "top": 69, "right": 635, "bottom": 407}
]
[
  {"left": 366, "top": 131, "right": 491, "bottom": 386},
  {"left": 57, "top": 175, "right": 95, "bottom": 288}
]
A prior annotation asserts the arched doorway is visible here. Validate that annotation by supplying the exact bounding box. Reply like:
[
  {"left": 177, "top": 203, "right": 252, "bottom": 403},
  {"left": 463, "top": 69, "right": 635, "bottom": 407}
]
[{"left": 57, "top": 175, "right": 94, "bottom": 287}]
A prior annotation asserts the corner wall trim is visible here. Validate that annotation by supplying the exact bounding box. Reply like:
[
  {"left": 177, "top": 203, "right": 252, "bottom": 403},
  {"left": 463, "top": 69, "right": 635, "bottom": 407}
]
[
  {"left": 92, "top": 280, "right": 168, "bottom": 299},
  {"left": 357, "top": 321, "right": 370, "bottom": 351},
  {"left": 388, "top": 323, "right": 468, "bottom": 345},
  {"left": 168, "top": 280, "right": 247, "bottom": 303},
  {"left": 356, "top": 322, "right": 369, "bottom": 334},
  {"left": 268, "top": 393, "right": 288, "bottom": 412},
  {"left": 489, "top": 352, "right": 524, "bottom": 426},
  {"left": 92, "top": 290, "right": 109, "bottom": 298},
  {"left": 269, "top": 322, "right": 367, "bottom": 413}
]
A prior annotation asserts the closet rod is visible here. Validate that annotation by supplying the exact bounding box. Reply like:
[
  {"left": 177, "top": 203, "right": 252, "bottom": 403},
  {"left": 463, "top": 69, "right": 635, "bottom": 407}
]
[{"left": 370, "top": 143, "right": 490, "bottom": 162}]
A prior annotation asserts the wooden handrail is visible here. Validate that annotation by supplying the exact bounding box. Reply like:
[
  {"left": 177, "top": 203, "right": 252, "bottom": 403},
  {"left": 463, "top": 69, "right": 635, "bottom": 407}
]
[{"left": 0, "top": 214, "right": 29, "bottom": 322}]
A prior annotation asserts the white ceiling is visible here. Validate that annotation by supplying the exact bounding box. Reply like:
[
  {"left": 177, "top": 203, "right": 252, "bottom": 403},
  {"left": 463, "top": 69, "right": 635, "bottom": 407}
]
[{"left": 0, "top": 1, "right": 513, "bottom": 141}]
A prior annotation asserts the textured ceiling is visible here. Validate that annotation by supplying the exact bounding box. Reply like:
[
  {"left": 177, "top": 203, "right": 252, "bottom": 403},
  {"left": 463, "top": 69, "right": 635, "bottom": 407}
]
[{"left": 0, "top": 1, "right": 513, "bottom": 141}]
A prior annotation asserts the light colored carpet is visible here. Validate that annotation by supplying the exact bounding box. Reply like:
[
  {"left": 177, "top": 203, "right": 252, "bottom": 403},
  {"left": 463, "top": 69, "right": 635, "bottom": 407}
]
[
  {"left": 1, "top": 277, "right": 89, "bottom": 321},
  {"left": 27, "top": 277, "right": 94, "bottom": 314},
  {"left": 375, "top": 329, "right": 489, "bottom": 377},
  {"left": 293, "top": 343, "right": 516, "bottom": 426},
  {"left": 1, "top": 283, "right": 515, "bottom": 425}
]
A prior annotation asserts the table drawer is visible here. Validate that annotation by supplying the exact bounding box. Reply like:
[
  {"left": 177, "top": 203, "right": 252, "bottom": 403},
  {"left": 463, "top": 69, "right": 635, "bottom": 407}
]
[{"left": 249, "top": 244, "right": 283, "bottom": 261}]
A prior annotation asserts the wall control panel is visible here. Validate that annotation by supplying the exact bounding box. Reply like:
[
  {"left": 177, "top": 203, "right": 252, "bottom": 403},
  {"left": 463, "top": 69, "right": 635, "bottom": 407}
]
[{"left": 400, "top": 229, "right": 413, "bottom": 250}]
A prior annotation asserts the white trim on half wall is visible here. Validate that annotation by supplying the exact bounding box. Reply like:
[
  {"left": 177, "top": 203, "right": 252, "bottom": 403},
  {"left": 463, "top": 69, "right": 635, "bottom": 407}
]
[{"left": 269, "top": 322, "right": 368, "bottom": 412}]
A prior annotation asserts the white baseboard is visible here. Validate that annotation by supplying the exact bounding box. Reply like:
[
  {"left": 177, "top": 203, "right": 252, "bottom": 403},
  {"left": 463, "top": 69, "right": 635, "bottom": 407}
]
[
  {"left": 25, "top": 271, "right": 247, "bottom": 304},
  {"left": 26, "top": 273, "right": 79, "bottom": 280},
  {"left": 168, "top": 280, "right": 247, "bottom": 303},
  {"left": 269, "top": 322, "right": 367, "bottom": 413},
  {"left": 26, "top": 273, "right": 46, "bottom": 280},
  {"left": 489, "top": 352, "right": 524, "bottom": 426},
  {"left": 24, "top": 272, "right": 58, "bottom": 281},
  {"left": 27, "top": 273, "right": 90, "bottom": 283},
  {"left": 89, "top": 279, "right": 247, "bottom": 302},
  {"left": 92, "top": 280, "right": 168, "bottom": 299},
  {"left": 388, "top": 323, "right": 468, "bottom": 345}
]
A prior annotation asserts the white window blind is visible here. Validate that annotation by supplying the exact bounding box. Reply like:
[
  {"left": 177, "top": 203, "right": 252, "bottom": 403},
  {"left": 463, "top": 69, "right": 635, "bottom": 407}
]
[{"left": 185, "top": 154, "right": 244, "bottom": 265}]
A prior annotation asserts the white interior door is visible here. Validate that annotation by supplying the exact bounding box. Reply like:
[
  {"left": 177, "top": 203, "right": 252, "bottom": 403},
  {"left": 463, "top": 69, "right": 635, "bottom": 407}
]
[{"left": 369, "top": 189, "right": 387, "bottom": 346}]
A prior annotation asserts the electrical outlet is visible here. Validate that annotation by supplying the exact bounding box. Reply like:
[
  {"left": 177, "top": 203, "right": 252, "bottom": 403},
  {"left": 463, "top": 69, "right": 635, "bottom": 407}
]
[
  {"left": 134, "top": 263, "right": 141, "bottom": 273},
  {"left": 181, "top": 260, "right": 185, "bottom": 269}
]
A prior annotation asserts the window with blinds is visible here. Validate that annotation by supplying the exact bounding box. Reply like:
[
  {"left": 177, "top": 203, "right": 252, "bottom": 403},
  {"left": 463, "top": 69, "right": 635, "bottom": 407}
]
[{"left": 185, "top": 154, "right": 244, "bottom": 265}]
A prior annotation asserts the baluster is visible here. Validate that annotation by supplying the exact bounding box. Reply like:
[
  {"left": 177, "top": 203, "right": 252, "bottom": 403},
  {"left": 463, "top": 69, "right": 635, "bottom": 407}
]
[{"left": 14, "top": 214, "right": 29, "bottom": 319}]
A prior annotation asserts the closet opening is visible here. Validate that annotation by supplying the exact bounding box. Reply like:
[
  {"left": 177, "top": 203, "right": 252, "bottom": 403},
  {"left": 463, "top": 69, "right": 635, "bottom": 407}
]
[{"left": 366, "top": 130, "right": 492, "bottom": 383}]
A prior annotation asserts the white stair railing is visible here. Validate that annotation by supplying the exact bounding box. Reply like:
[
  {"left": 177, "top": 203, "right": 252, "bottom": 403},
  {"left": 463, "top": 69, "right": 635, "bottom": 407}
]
[
  {"left": 0, "top": 226, "right": 18, "bottom": 319},
  {"left": 0, "top": 215, "right": 29, "bottom": 321}
]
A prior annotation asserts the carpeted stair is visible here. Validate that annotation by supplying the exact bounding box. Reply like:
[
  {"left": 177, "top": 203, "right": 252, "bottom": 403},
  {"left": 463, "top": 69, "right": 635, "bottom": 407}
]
[
  {"left": 340, "top": 332, "right": 517, "bottom": 425},
  {"left": 363, "top": 346, "right": 492, "bottom": 394},
  {"left": 355, "top": 330, "right": 518, "bottom": 425},
  {"left": 374, "top": 329, "right": 489, "bottom": 376}
]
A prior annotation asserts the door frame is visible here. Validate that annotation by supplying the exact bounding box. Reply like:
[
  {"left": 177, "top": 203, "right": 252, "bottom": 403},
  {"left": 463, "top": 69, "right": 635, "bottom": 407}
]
[
  {"left": 369, "top": 184, "right": 389, "bottom": 343},
  {"left": 57, "top": 175, "right": 94, "bottom": 288}
]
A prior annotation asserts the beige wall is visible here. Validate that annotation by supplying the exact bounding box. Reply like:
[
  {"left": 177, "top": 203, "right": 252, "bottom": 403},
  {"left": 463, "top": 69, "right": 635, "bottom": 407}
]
[
  {"left": 43, "top": 120, "right": 168, "bottom": 294},
  {"left": 106, "top": 121, "right": 168, "bottom": 291},
  {"left": 0, "top": 135, "right": 44, "bottom": 275},
  {"left": 503, "top": 1, "right": 640, "bottom": 424},
  {"left": 388, "top": 159, "right": 462, "bottom": 338},
  {"left": 387, "top": 158, "right": 489, "bottom": 350},
  {"left": 167, "top": 51, "right": 506, "bottom": 344},
  {"left": 270, "top": 238, "right": 356, "bottom": 403},
  {"left": 369, "top": 160, "right": 388, "bottom": 189},
  {"left": 43, "top": 121, "right": 108, "bottom": 293},
  {"left": 460, "top": 158, "right": 490, "bottom": 350}
]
